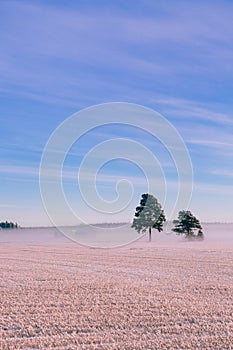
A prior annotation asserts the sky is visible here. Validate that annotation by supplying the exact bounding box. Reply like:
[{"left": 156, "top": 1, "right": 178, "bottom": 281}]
[{"left": 1, "top": 0, "right": 233, "bottom": 227}]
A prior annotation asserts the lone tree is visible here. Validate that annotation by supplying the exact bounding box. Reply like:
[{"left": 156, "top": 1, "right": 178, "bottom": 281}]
[
  {"left": 131, "top": 193, "right": 166, "bottom": 242},
  {"left": 172, "top": 210, "right": 203, "bottom": 239}
]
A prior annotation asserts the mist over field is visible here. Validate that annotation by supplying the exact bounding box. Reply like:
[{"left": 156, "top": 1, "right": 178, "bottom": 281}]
[{"left": 0, "top": 223, "right": 232, "bottom": 249}]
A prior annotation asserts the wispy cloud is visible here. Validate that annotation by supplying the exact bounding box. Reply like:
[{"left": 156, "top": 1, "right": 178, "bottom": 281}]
[
  {"left": 0, "top": 163, "right": 168, "bottom": 187},
  {"left": 0, "top": 165, "right": 39, "bottom": 177},
  {"left": 186, "top": 139, "right": 233, "bottom": 149},
  {"left": 210, "top": 169, "right": 233, "bottom": 178},
  {"left": 1, "top": 1, "right": 233, "bottom": 106},
  {"left": 153, "top": 96, "right": 233, "bottom": 126}
]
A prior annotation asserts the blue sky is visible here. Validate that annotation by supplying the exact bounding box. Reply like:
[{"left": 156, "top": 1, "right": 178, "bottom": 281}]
[{"left": 1, "top": 0, "right": 233, "bottom": 226}]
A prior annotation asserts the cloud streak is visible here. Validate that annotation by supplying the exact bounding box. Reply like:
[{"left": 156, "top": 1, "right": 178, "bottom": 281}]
[{"left": 1, "top": 1, "right": 233, "bottom": 105}]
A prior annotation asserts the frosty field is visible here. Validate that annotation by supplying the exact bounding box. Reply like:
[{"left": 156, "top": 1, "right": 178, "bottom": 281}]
[{"left": 0, "top": 224, "right": 233, "bottom": 349}]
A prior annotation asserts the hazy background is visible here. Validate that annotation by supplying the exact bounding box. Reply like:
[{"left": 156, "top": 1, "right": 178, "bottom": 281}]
[{"left": 0, "top": 224, "right": 232, "bottom": 250}]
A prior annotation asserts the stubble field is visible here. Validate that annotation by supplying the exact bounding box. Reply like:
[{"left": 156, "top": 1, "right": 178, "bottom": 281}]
[{"left": 0, "top": 228, "right": 233, "bottom": 349}]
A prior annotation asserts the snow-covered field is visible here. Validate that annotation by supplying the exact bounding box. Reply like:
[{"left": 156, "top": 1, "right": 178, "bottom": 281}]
[{"left": 0, "top": 224, "right": 232, "bottom": 349}]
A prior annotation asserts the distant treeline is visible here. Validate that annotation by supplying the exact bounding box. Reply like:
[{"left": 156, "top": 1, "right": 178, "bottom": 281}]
[
  {"left": 91, "top": 222, "right": 128, "bottom": 228},
  {"left": 0, "top": 221, "right": 18, "bottom": 229}
]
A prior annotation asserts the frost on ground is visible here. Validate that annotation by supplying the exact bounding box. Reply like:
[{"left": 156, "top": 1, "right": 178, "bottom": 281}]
[{"left": 0, "top": 227, "right": 233, "bottom": 349}]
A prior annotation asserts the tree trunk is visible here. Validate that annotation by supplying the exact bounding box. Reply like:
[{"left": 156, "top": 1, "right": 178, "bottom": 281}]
[{"left": 149, "top": 227, "right": 152, "bottom": 242}]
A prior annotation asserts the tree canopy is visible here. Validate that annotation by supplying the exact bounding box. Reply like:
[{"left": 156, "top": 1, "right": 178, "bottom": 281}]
[
  {"left": 172, "top": 210, "right": 203, "bottom": 238},
  {"left": 131, "top": 193, "right": 166, "bottom": 241}
]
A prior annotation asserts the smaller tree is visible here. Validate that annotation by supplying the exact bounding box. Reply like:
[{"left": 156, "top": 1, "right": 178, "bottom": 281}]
[
  {"left": 172, "top": 210, "right": 203, "bottom": 239},
  {"left": 131, "top": 193, "right": 166, "bottom": 241}
]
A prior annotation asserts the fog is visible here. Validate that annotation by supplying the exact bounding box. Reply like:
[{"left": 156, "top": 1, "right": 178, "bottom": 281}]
[{"left": 0, "top": 223, "right": 232, "bottom": 250}]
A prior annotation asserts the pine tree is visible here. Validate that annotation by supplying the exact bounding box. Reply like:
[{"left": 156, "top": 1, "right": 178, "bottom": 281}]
[
  {"left": 172, "top": 210, "right": 203, "bottom": 238},
  {"left": 131, "top": 193, "right": 166, "bottom": 241}
]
